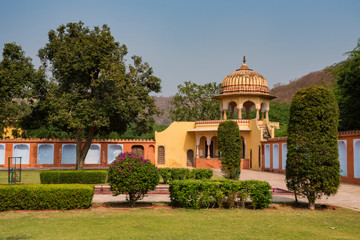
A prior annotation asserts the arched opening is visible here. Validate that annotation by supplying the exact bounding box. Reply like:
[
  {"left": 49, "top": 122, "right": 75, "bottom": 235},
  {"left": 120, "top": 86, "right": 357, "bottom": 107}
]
[
  {"left": 338, "top": 141, "right": 347, "bottom": 177},
  {"left": 157, "top": 146, "right": 165, "bottom": 165},
  {"left": 242, "top": 101, "right": 256, "bottom": 119},
  {"left": 187, "top": 149, "right": 195, "bottom": 167},
  {"left": 227, "top": 101, "right": 238, "bottom": 119},
  {"left": 107, "top": 144, "right": 123, "bottom": 164},
  {"left": 353, "top": 139, "right": 360, "bottom": 178},
  {"left": 13, "top": 144, "right": 30, "bottom": 164},
  {"left": 37, "top": 144, "right": 54, "bottom": 164},
  {"left": 85, "top": 144, "right": 101, "bottom": 164},
  {"left": 199, "top": 136, "right": 207, "bottom": 158},
  {"left": 210, "top": 136, "right": 218, "bottom": 158},
  {"left": 241, "top": 136, "right": 246, "bottom": 159},
  {"left": 0, "top": 144, "right": 4, "bottom": 165},
  {"left": 62, "top": 144, "right": 76, "bottom": 164},
  {"left": 132, "top": 145, "right": 144, "bottom": 157},
  {"left": 260, "top": 102, "right": 268, "bottom": 120}
]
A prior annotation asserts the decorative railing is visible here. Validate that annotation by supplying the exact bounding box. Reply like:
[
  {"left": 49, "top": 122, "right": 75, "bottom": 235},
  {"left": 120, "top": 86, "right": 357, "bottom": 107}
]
[{"left": 195, "top": 119, "right": 250, "bottom": 125}]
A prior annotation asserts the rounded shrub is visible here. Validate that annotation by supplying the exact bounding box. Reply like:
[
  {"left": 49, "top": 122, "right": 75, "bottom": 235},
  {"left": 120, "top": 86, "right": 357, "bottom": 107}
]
[{"left": 107, "top": 152, "right": 160, "bottom": 207}]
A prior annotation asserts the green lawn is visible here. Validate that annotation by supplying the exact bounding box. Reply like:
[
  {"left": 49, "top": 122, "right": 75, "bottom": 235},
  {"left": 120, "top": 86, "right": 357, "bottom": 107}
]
[
  {"left": 0, "top": 170, "right": 224, "bottom": 185},
  {"left": 0, "top": 170, "right": 42, "bottom": 184},
  {"left": 0, "top": 205, "right": 359, "bottom": 239}
]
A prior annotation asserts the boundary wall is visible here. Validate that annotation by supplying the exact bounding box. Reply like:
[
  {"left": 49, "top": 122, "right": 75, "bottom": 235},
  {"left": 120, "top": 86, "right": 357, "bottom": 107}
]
[
  {"left": 0, "top": 138, "right": 155, "bottom": 169},
  {"left": 261, "top": 131, "right": 360, "bottom": 185}
]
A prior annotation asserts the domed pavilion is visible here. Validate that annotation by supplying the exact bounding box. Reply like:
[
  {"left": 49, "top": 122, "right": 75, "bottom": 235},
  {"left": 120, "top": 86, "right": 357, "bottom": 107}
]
[{"left": 155, "top": 57, "right": 279, "bottom": 170}]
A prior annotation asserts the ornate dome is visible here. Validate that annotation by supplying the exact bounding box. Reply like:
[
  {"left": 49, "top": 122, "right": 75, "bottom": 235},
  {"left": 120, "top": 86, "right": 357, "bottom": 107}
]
[{"left": 221, "top": 57, "right": 270, "bottom": 95}]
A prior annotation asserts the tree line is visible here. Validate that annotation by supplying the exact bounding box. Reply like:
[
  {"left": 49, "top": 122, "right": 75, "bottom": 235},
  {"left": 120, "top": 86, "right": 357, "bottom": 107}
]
[{"left": 0, "top": 21, "right": 161, "bottom": 169}]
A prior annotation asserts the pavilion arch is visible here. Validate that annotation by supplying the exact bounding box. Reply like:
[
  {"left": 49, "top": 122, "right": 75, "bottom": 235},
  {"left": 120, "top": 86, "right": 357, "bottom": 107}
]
[
  {"left": 227, "top": 101, "right": 238, "bottom": 119},
  {"left": 242, "top": 100, "right": 256, "bottom": 119},
  {"left": 210, "top": 136, "right": 218, "bottom": 158},
  {"left": 199, "top": 136, "right": 207, "bottom": 158},
  {"left": 260, "top": 102, "right": 269, "bottom": 120},
  {"left": 241, "top": 136, "right": 246, "bottom": 159}
]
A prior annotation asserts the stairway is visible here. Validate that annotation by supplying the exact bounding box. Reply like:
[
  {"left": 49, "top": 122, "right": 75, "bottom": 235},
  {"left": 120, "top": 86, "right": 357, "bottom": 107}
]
[{"left": 259, "top": 125, "right": 271, "bottom": 140}]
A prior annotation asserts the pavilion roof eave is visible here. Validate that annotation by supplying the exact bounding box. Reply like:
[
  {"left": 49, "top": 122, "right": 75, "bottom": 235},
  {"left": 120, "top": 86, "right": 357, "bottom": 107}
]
[
  {"left": 213, "top": 92, "right": 276, "bottom": 100},
  {"left": 187, "top": 128, "right": 251, "bottom": 132}
]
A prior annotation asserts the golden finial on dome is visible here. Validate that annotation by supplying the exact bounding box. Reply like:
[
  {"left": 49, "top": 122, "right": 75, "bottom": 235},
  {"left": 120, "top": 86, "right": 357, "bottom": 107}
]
[{"left": 243, "top": 56, "right": 246, "bottom": 64}]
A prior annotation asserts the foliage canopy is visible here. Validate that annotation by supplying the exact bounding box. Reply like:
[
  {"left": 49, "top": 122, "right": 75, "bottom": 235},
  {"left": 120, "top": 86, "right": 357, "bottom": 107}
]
[
  {"left": 170, "top": 81, "right": 220, "bottom": 121},
  {"left": 26, "top": 21, "right": 161, "bottom": 169},
  {"left": 217, "top": 120, "right": 241, "bottom": 179},
  {"left": 333, "top": 39, "right": 360, "bottom": 131},
  {"left": 286, "top": 86, "right": 340, "bottom": 210},
  {"left": 0, "top": 43, "right": 44, "bottom": 138}
]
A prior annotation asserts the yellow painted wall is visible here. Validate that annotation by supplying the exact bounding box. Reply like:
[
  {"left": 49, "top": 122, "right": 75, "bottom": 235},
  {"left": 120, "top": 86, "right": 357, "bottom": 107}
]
[
  {"left": 155, "top": 122, "right": 196, "bottom": 168},
  {"left": 247, "top": 119, "right": 262, "bottom": 170}
]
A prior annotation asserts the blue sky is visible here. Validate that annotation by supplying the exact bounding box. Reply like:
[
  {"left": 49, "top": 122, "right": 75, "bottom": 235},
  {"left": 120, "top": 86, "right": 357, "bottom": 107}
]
[{"left": 1, "top": 0, "right": 359, "bottom": 96}]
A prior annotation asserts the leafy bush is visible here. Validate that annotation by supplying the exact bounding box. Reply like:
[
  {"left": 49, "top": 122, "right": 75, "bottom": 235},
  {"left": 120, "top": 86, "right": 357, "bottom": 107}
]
[
  {"left": 107, "top": 152, "right": 159, "bottom": 207},
  {"left": 0, "top": 184, "right": 94, "bottom": 211},
  {"left": 158, "top": 168, "right": 213, "bottom": 183},
  {"left": 169, "top": 180, "right": 271, "bottom": 209},
  {"left": 286, "top": 86, "right": 340, "bottom": 210},
  {"left": 190, "top": 169, "right": 213, "bottom": 179},
  {"left": 40, "top": 170, "right": 107, "bottom": 184},
  {"left": 218, "top": 121, "right": 241, "bottom": 179},
  {"left": 170, "top": 168, "right": 191, "bottom": 180},
  {"left": 159, "top": 168, "right": 172, "bottom": 184}
]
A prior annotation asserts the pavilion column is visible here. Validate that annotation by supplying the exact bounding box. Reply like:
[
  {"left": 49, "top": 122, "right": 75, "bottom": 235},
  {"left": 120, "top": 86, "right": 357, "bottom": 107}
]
[
  {"left": 196, "top": 144, "right": 199, "bottom": 158},
  {"left": 238, "top": 107, "right": 242, "bottom": 119},
  {"left": 256, "top": 108, "right": 260, "bottom": 120},
  {"left": 207, "top": 138, "right": 211, "bottom": 159},
  {"left": 223, "top": 109, "right": 227, "bottom": 120},
  {"left": 265, "top": 110, "right": 269, "bottom": 121},
  {"left": 261, "top": 111, "right": 264, "bottom": 120}
]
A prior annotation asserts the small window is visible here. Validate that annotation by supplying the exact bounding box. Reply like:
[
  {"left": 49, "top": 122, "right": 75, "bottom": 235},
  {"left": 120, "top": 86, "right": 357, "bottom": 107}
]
[
  {"left": 37, "top": 144, "right": 54, "bottom": 164},
  {"left": 85, "top": 144, "right": 101, "bottom": 164},
  {"left": 13, "top": 144, "right": 30, "bottom": 164},
  {"left": 0, "top": 144, "right": 5, "bottom": 165},
  {"left": 158, "top": 146, "right": 165, "bottom": 165},
  {"left": 62, "top": 144, "right": 76, "bottom": 164},
  {"left": 131, "top": 145, "right": 144, "bottom": 157},
  {"left": 107, "top": 144, "right": 123, "bottom": 164}
]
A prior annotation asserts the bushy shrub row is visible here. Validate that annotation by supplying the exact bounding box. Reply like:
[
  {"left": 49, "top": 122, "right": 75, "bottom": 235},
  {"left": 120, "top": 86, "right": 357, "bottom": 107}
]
[
  {"left": 40, "top": 170, "right": 107, "bottom": 184},
  {"left": 169, "top": 179, "right": 272, "bottom": 209},
  {"left": 0, "top": 184, "right": 94, "bottom": 211},
  {"left": 158, "top": 168, "right": 213, "bottom": 184}
]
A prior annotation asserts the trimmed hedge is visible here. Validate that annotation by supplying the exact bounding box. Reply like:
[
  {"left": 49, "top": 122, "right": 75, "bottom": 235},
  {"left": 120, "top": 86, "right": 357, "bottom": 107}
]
[
  {"left": 159, "top": 168, "right": 213, "bottom": 184},
  {"left": 40, "top": 170, "right": 107, "bottom": 184},
  {"left": 169, "top": 179, "right": 272, "bottom": 209},
  {"left": 0, "top": 184, "right": 94, "bottom": 211}
]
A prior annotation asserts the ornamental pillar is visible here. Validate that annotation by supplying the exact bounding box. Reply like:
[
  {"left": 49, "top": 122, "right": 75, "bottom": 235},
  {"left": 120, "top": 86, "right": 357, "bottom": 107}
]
[
  {"left": 207, "top": 138, "right": 212, "bottom": 159},
  {"left": 238, "top": 107, "right": 242, "bottom": 119}
]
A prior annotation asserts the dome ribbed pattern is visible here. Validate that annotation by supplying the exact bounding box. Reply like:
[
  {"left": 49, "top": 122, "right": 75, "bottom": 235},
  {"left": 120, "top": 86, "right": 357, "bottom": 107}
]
[{"left": 221, "top": 63, "right": 269, "bottom": 95}]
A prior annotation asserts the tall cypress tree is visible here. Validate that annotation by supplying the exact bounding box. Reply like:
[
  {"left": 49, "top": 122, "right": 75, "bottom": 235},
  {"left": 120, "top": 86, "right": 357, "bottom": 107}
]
[
  {"left": 286, "top": 86, "right": 340, "bottom": 210},
  {"left": 218, "top": 120, "right": 241, "bottom": 179}
]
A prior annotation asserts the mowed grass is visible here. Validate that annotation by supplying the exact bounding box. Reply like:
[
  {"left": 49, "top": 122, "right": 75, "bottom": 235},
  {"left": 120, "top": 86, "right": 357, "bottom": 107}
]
[
  {"left": 0, "top": 170, "right": 224, "bottom": 185},
  {"left": 0, "top": 205, "right": 359, "bottom": 239},
  {"left": 0, "top": 170, "right": 42, "bottom": 184}
]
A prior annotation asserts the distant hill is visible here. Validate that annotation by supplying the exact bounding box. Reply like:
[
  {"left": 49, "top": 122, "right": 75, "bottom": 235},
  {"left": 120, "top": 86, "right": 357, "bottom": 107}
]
[
  {"left": 153, "top": 96, "right": 172, "bottom": 125},
  {"left": 270, "top": 67, "right": 335, "bottom": 102}
]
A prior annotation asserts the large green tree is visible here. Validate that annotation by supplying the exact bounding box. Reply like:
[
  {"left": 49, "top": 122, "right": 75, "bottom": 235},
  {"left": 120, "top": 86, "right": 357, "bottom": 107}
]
[
  {"left": 333, "top": 39, "right": 360, "bottom": 131},
  {"left": 217, "top": 120, "right": 241, "bottom": 179},
  {"left": 170, "top": 81, "right": 220, "bottom": 121},
  {"left": 286, "top": 86, "right": 340, "bottom": 210},
  {"left": 0, "top": 43, "right": 44, "bottom": 138},
  {"left": 36, "top": 22, "right": 161, "bottom": 169}
]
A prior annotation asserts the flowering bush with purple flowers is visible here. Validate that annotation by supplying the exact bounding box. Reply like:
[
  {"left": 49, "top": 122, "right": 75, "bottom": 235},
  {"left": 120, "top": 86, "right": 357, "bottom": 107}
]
[{"left": 107, "top": 152, "right": 159, "bottom": 207}]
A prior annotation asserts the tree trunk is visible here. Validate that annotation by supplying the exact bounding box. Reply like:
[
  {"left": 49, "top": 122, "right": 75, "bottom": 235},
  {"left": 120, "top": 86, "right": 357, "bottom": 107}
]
[
  {"left": 307, "top": 192, "right": 316, "bottom": 210},
  {"left": 75, "top": 127, "right": 97, "bottom": 170}
]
